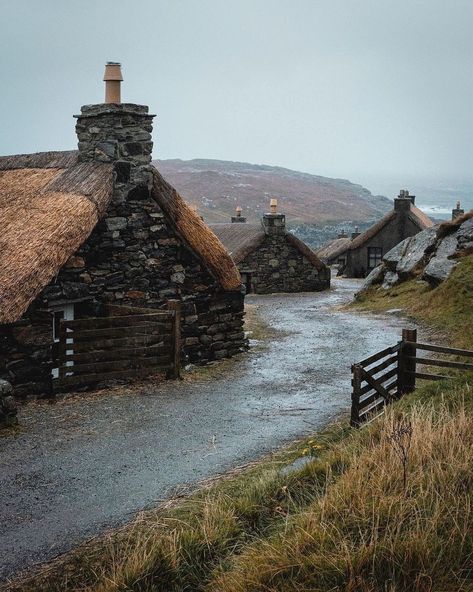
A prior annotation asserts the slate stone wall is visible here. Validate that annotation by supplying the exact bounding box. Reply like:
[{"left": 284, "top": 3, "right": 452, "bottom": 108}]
[
  {"left": 0, "top": 104, "right": 246, "bottom": 399},
  {"left": 346, "top": 212, "right": 423, "bottom": 278},
  {"left": 240, "top": 234, "right": 331, "bottom": 294}
]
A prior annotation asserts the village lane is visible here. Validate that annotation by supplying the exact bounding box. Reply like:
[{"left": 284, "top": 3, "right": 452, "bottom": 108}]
[{"left": 0, "top": 278, "right": 417, "bottom": 581}]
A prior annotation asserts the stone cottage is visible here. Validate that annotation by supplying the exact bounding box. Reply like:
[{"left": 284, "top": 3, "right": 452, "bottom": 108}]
[
  {"left": 317, "top": 190, "right": 433, "bottom": 278},
  {"left": 316, "top": 230, "right": 351, "bottom": 268},
  {"left": 210, "top": 201, "right": 330, "bottom": 294},
  {"left": 0, "top": 63, "right": 247, "bottom": 399}
]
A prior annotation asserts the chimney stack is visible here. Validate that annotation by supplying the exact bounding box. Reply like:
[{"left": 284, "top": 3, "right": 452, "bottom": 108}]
[
  {"left": 75, "top": 63, "right": 155, "bottom": 204},
  {"left": 351, "top": 226, "right": 361, "bottom": 240},
  {"left": 103, "top": 62, "right": 123, "bottom": 104},
  {"left": 262, "top": 198, "right": 285, "bottom": 236},
  {"left": 231, "top": 206, "right": 246, "bottom": 223},
  {"left": 452, "top": 200, "right": 464, "bottom": 220},
  {"left": 395, "top": 188, "right": 415, "bottom": 211}
]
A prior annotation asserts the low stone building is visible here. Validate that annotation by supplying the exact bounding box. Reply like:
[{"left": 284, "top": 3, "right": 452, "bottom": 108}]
[
  {"left": 210, "top": 201, "right": 330, "bottom": 294},
  {"left": 316, "top": 230, "right": 351, "bottom": 268},
  {"left": 317, "top": 190, "right": 433, "bottom": 278},
  {"left": 0, "top": 64, "right": 247, "bottom": 399}
]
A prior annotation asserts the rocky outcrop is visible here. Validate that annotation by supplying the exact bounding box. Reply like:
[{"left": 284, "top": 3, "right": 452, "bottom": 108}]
[{"left": 357, "top": 212, "right": 473, "bottom": 296}]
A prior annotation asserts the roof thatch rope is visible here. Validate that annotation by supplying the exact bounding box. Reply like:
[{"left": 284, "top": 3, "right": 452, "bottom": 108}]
[{"left": 151, "top": 167, "right": 242, "bottom": 292}]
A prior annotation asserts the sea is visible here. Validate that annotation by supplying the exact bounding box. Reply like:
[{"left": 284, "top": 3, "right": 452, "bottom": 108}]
[{"left": 354, "top": 174, "right": 473, "bottom": 221}]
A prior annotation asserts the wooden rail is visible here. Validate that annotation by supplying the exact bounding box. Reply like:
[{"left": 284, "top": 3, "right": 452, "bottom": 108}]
[
  {"left": 52, "top": 301, "right": 181, "bottom": 392},
  {"left": 351, "top": 329, "right": 473, "bottom": 427}
]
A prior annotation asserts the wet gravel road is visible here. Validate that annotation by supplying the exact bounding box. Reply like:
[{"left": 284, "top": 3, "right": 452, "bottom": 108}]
[{"left": 0, "top": 279, "right": 416, "bottom": 581}]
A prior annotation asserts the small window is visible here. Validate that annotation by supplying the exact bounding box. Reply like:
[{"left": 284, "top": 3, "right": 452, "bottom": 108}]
[
  {"left": 53, "top": 310, "right": 64, "bottom": 342},
  {"left": 367, "top": 247, "right": 382, "bottom": 270}
]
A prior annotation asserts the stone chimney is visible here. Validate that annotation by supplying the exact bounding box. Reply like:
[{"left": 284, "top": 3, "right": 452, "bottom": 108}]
[
  {"left": 351, "top": 226, "right": 360, "bottom": 240},
  {"left": 75, "top": 63, "right": 155, "bottom": 204},
  {"left": 452, "top": 201, "right": 464, "bottom": 220},
  {"left": 262, "top": 199, "right": 285, "bottom": 236},
  {"left": 231, "top": 206, "right": 246, "bottom": 223},
  {"left": 394, "top": 188, "right": 415, "bottom": 212}
]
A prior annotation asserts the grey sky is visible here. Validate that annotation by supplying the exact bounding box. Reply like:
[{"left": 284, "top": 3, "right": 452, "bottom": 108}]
[{"left": 1, "top": 0, "right": 472, "bottom": 183}]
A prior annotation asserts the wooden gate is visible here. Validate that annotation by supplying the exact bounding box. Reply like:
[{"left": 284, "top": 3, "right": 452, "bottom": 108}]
[
  {"left": 351, "top": 328, "right": 473, "bottom": 427},
  {"left": 52, "top": 302, "right": 181, "bottom": 392}
]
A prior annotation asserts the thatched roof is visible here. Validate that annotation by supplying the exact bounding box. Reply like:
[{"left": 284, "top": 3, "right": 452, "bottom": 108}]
[
  {"left": 150, "top": 168, "right": 242, "bottom": 291},
  {"left": 209, "top": 223, "right": 266, "bottom": 264},
  {"left": 209, "top": 222, "right": 326, "bottom": 270},
  {"left": 349, "top": 205, "right": 433, "bottom": 251},
  {"left": 0, "top": 150, "right": 242, "bottom": 324},
  {"left": 0, "top": 152, "right": 113, "bottom": 324},
  {"left": 316, "top": 236, "right": 351, "bottom": 262}
]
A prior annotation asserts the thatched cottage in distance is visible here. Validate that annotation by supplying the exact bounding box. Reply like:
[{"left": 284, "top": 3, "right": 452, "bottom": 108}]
[
  {"left": 0, "top": 63, "right": 247, "bottom": 398},
  {"left": 210, "top": 201, "right": 330, "bottom": 294},
  {"left": 317, "top": 190, "right": 433, "bottom": 278}
]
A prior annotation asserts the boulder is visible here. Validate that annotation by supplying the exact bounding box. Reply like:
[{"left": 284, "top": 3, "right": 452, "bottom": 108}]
[
  {"left": 423, "top": 257, "right": 457, "bottom": 284},
  {"left": 383, "top": 237, "right": 412, "bottom": 271},
  {"left": 422, "top": 233, "right": 459, "bottom": 285},
  {"left": 395, "top": 226, "right": 438, "bottom": 277},
  {"left": 382, "top": 271, "right": 399, "bottom": 290},
  {"left": 356, "top": 264, "right": 385, "bottom": 296}
]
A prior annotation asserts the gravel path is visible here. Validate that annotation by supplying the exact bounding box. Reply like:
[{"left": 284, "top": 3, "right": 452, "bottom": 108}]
[{"left": 0, "top": 278, "right": 416, "bottom": 581}]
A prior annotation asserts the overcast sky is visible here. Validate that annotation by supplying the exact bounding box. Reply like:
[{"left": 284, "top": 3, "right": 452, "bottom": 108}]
[{"left": 1, "top": 0, "right": 472, "bottom": 185}]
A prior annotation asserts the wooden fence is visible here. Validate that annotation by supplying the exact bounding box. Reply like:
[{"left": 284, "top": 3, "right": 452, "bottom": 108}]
[
  {"left": 52, "top": 301, "right": 181, "bottom": 392},
  {"left": 351, "top": 328, "right": 473, "bottom": 427}
]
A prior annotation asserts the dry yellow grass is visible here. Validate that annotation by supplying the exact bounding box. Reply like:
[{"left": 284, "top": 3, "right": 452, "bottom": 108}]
[{"left": 208, "top": 393, "right": 473, "bottom": 591}]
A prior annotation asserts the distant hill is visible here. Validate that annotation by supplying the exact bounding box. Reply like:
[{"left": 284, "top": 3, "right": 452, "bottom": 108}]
[{"left": 153, "top": 159, "right": 391, "bottom": 225}]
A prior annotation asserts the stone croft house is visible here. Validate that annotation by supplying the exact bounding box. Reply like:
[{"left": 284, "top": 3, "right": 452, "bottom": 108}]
[
  {"left": 0, "top": 64, "right": 247, "bottom": 398},
  {"left": 315, "top": 230, "right": 351, "bottom": 269},
  {"left": 317, "top": 190, "right": 433, "bottom": 278},
  {"left": 210, "top": 201, "right": 330, "bottom": 294}
]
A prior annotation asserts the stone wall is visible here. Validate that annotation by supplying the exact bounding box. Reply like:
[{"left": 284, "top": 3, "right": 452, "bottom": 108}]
[
  {"left": 346, "top": 214, "right": 422, "bottom": 278},
  {"left": 0, "top": 103, "right": 247, "bottom": 399},
  {"left": 241, "top": 234, "right": 330, "bottom": 294}
]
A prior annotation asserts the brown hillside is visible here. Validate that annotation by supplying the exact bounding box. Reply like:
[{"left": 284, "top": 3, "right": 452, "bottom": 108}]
[{"left": 153, "top": 159, "right": 391, "bottom": 224}]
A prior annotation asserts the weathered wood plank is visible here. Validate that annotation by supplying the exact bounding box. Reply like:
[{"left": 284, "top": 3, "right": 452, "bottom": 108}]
[
  {"left": 60, "top": 344, "right": 171, "bottom": 364},
  {"left": 106, "top": 304, "right": 168, "bottom": 316},
  {"left": 358, "top": 397, "right": 386, "bottom": 420},
  {"left": 411, "top": 371, "right": 451, "bottom": 381},
  {"left": 359, "top": 378, "right": 398, "bottom": 408},
  {"left": 360, "top": 367, "right": 390, "bottom": 400},
  {"left": 405, "top": 341, "right": 473, "bottom": 358},
  {"left": 57, "top": 355, "right": 171, "bottom": 377},
  {"left": 65, "top": 324, "right": 172, "bottom": 342},
  {"left": 61, "top": 313, "right": 172, "bottom": 330},
  {"left": 409, "top": 356, "right": 473, "bottom": 371},
  {"left": 58, "top": 335, "right": 170, "bottom": 353},
  {"left": 368, "top": 354, "right": 398, "bottom": 377},
  {"left": 359, "top": 343, "right": 401, "bottom": 368},
  {"left": 358, "top": 367, "right": 398, "bottom": 396}
]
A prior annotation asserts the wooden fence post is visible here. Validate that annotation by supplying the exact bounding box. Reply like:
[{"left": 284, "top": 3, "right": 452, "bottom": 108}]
[
  {"left": 167, "top": 300, "right": 181, "bottom": 379},
  {"left": 399, "top": 328, "right": 417, "bottom": 396},
  {"left": 351, "top": 363, "right": 363, "bottom": 427}
]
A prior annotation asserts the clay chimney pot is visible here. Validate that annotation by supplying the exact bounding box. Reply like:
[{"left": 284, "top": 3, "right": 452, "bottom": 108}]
[{"left": 103, "top": 62, "right": 123, "bottom": 104}]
